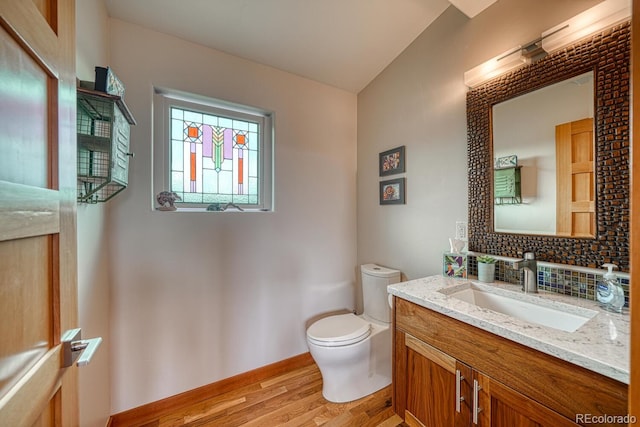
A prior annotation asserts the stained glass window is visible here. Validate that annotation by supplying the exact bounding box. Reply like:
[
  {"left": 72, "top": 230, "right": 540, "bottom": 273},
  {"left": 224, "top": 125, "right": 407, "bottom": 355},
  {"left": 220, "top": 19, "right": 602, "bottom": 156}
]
[
  {"left": 154, "top": 88, "right": 273, "bottom": 211},
  {"left": 170, "top": 107, "right": 261, "bottom": 205}
]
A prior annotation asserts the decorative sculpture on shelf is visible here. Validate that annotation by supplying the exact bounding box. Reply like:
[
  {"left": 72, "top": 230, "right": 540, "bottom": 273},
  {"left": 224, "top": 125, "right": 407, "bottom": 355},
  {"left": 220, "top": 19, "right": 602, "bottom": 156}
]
[{"left": 156, "top": 191, "right": 181, "bottom": 211}]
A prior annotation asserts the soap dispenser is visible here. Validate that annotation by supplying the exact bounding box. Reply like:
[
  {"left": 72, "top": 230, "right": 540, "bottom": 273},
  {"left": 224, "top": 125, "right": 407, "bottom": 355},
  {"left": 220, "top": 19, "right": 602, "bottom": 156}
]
[{"left": 596, "top": 263, "right": 625, "bottom": 313}]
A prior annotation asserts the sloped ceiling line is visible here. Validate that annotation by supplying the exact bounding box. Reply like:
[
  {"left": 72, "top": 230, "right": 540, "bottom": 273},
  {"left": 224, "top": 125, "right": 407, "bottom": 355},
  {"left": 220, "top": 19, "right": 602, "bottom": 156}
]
[{"left": 104, "top": 0, "right": 493, "bottom": 93}]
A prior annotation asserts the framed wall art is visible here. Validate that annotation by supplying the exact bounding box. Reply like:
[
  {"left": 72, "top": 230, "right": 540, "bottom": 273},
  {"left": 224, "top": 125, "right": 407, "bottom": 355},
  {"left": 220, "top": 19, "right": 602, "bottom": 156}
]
[
  {"left": 380, "top": 178, "right": 405, "bottom": 205},
  {"left": 495, "top": 154, "right": 518, "bottom": 169},
  {"left": 379, "top": 146, "right": 405, "bottom": 176}
]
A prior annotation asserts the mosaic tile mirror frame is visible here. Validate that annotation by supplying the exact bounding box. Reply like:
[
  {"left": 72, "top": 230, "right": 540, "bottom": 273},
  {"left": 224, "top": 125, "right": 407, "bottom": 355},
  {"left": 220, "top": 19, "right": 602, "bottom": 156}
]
[{"left": 467, "top": 22, "right": 631, "bottom": 272}]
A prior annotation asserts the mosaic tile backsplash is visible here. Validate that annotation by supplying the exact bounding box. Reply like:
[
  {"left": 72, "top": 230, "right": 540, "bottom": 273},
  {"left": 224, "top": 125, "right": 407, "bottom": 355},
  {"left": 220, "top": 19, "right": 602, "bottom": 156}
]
[{"left": 467, "top": 255, "right": 630, "bottom": 308}]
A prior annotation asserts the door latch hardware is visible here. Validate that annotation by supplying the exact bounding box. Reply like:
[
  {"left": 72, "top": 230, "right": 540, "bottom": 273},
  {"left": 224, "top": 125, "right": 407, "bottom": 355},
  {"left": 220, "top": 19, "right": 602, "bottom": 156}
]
[{"left": 62, "top": 328, "right": 103, "bottom": 367}]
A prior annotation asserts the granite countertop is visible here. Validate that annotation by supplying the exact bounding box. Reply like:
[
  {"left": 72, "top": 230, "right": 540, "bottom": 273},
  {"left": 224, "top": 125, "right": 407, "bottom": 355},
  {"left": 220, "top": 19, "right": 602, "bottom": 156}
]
[{"left": 388, "top": 275, "right": 630, "bottom": 384}]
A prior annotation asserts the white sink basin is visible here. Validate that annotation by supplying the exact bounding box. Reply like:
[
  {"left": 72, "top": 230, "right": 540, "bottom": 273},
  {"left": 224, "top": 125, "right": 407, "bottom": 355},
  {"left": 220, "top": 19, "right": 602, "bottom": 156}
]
[{"left": 440, "top": 283, "right": 598, "bottom": 332}]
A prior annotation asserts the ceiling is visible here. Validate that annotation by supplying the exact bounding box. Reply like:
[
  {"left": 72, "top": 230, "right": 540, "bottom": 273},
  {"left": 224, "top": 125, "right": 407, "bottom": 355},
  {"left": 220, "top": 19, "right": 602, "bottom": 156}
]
[{"left": 105, "top": 0, "right": 496, "bottom": 93}]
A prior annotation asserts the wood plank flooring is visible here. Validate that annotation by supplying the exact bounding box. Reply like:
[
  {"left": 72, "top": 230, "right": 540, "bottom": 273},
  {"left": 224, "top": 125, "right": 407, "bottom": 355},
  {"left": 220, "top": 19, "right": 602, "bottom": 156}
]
[{"left": 133, "top": 363, "right": 405, "bottom": 427}]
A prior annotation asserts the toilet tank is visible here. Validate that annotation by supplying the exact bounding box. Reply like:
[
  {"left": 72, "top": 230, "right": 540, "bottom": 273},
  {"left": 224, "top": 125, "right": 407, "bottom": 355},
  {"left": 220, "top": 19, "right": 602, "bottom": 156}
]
[{"left": 361, "top": 264, "right": 401, "bottom": 323}]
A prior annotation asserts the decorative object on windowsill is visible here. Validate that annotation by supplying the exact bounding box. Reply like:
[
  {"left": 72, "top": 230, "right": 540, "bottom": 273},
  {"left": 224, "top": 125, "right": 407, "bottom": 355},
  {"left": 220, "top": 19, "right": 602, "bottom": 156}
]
[
  {"left": 443, "top": 253, "right": 467, "bottom": 278},
  {"left": 477, "top": 255, "right": 497, "bottom": 283},
  {"left": 379, "top": 146, "right": 405, "bottom": 176},
  {"left": 207, "top": 202, "right": 245, "bottom": 212},
  {"left": 156, "top": 191, "right": 181, "bottom": 211},
  {"left": 222, "top": 202, "right": 244, "bottom": 211},
  {"left": 379, "top": 178, "right": 406, "bottom": 205}
]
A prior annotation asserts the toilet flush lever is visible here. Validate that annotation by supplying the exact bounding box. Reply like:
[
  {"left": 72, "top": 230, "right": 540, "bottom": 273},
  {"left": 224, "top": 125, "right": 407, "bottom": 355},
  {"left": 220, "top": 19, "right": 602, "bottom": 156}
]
[{"left": 62, "top": 328, "right": 103, "bottom": 367}]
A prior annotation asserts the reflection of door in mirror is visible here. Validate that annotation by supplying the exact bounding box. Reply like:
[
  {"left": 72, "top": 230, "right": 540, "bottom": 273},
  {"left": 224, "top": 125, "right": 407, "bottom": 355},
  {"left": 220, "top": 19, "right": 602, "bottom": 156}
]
[
  {"left": 492, "top": 71, "right": 594, "bottom": 236},
  {"left": 556, "top": 118, "right": 595, "bottom": 237}
]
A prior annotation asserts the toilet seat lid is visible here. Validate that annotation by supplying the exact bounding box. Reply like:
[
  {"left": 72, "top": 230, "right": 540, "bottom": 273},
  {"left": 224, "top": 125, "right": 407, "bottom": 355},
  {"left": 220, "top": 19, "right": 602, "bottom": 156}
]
[{"left": 307, "top": 313, "right": 370, "bottom": 346}]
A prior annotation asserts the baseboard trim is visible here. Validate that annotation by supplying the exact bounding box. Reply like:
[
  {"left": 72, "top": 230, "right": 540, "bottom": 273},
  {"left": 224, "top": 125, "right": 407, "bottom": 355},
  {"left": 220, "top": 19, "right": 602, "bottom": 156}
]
[{"left": 108, "top": 352, "right": 314, "bottom": 426}]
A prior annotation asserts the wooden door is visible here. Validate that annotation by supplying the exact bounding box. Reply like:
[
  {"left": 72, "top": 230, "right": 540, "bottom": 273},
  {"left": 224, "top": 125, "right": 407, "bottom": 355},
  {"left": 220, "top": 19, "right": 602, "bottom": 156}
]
[
  {"left": 475, "top": 372, "right": 578, "bottom": 427},
  {"left": 0, "top": 0, "right": 78, "bottom": 426},
  {"left": 556, "top": 118, "right": 595, "bottom": 237},
  {"left": 630, "top": 2, "right": 639, "bottom": 421},
  {"left": 403, "top": 334, "right": 471, "bottom": 427}
]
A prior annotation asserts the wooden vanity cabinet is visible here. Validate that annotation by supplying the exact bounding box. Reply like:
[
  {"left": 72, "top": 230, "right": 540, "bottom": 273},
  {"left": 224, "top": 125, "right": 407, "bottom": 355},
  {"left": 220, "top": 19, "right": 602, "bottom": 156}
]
[
  {"left": 393, "top": 297, "right": 628, "bottom": 427},
  {"left": 400, "top": 332, "right": 472, "bottom": 426}
]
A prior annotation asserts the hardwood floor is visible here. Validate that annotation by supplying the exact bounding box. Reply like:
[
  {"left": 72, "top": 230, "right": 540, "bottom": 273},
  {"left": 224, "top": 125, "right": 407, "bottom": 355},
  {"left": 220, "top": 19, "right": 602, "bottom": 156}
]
[{"left": 131, "top": 363, "right": 405, "bottom": 427}]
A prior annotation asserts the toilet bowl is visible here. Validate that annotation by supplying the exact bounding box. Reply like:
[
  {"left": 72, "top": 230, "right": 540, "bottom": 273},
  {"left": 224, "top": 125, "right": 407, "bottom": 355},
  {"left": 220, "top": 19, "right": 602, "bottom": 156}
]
[{"left": 306, "top": 264, "right": 401, "bottom": 403}]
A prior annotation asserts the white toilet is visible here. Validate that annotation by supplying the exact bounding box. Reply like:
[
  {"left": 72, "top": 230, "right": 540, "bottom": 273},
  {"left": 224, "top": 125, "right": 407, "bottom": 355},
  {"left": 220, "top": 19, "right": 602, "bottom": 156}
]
[{"left": 306, "top": 263, "right": 401, "bottom": 403}]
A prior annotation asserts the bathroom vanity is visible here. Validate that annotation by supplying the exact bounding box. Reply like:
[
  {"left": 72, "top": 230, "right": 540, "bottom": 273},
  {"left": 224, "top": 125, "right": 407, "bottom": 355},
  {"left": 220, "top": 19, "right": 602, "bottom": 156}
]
[{"left": 389, "top": 276, "right": 629, "bottom": 427}]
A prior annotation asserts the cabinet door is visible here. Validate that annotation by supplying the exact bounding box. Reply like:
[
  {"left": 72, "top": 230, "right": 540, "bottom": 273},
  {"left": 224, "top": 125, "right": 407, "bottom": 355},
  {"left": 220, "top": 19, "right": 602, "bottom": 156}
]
[
  {"left": 476, "top": 372, "right": 579, "bottom": 427},
  {"left": 111, "top": 104, "right": 131, "bottom": 185},
  {"left": 404, "top": 334, "right": 471, "bottom": 427}
]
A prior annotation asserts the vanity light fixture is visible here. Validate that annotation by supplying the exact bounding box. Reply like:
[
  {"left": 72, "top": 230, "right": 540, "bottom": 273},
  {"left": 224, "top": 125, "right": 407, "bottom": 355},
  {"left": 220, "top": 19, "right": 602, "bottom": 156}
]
[
  {"left": 463, "top": 46, "right": 525, "bottom": 88},
  {"left": 463, "top": 38, "right": 546, "bottom": 88},
  {"left": 463, "top": 0, "right": 630, "bottom": 88},
  {"left": 541, "top": 0, "right": 631, "bottom": 54}
]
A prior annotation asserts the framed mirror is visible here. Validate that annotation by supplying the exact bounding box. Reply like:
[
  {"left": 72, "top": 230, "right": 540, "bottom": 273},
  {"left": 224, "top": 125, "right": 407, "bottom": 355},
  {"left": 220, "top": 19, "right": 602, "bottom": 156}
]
[
  {"left": 492, "top": 71, "right": 594, "bottom": 236},
  {"left": 466, "top": 22, "right": 630, "bottom": 270}
]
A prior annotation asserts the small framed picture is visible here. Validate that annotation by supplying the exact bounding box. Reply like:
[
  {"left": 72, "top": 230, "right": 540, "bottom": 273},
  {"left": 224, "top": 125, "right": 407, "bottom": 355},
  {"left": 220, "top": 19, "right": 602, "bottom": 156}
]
[
  {"left": 495, "top": 154, "right": 518, "bottom": 169},
  {"left": 380, "top": 178, "right": 405, "bottom": 205},
  {"left": 379, "top": 146, "right": 405, "bottom": 176}
]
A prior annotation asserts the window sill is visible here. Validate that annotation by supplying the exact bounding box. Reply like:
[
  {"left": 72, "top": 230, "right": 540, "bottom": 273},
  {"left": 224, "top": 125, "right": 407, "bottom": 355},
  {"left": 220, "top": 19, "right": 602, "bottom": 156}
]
[{"left": 155, "top": 207, "right": 271, "bottom": 213}]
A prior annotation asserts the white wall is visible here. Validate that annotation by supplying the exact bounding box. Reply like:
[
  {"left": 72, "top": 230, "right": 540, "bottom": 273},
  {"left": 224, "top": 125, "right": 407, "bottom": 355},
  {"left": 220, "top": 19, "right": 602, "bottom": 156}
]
[
  {"left": 75, "top": 1, "right": 112, "bottom": 426},
  {"left": 356, "top": 0, "right": 601, "bottom": 279},
  {"left": 107, "top": 19, "right": 357, "bottom": 412}
]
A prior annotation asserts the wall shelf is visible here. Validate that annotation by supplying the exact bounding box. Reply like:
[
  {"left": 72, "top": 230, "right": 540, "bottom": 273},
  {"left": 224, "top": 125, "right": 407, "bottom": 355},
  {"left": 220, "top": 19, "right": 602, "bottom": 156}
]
[
  {"left": 76, "top": 87, "right": 136, "bottom": 203},
  {"left": 494, "top": 166, "right": 521, "bottom": 205}
]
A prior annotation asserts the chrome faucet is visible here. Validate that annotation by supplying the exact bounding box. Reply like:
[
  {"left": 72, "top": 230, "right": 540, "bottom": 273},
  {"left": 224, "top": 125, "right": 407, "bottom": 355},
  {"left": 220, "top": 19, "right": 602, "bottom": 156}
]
[{"left": 513, "top": 252, "right": 537, "bottom": 293}]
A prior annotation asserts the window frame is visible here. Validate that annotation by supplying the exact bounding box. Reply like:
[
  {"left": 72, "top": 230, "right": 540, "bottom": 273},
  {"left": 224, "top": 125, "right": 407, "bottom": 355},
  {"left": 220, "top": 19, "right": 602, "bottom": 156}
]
[{"left": 153, "top": 88, "right": 274, "bottom": 212}]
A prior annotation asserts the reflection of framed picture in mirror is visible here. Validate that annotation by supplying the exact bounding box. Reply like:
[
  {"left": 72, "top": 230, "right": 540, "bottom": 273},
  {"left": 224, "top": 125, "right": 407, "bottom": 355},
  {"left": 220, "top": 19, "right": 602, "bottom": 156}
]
[
  {"left": 495, "top": 154, "right": 518, "bottom": 169},
  {"left": 380, "top": 178, "right": 405, "bottom": 205},
  {"left": 379, "top": 146, "right": 405, "bottom": 176}
]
